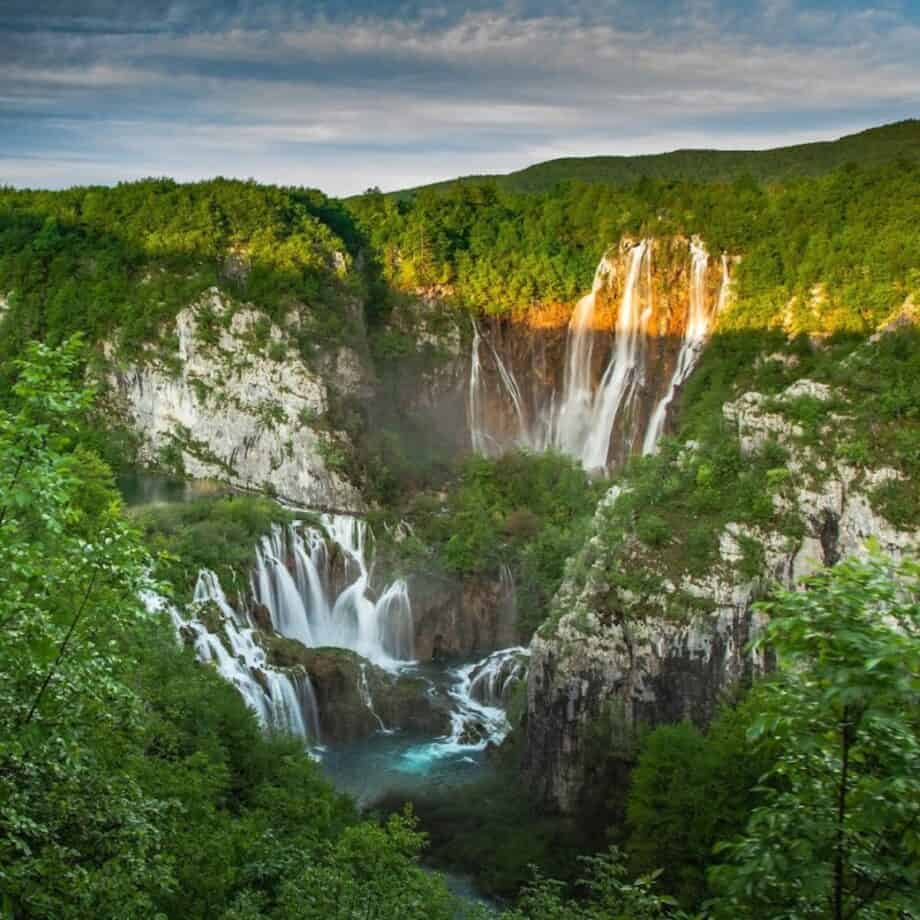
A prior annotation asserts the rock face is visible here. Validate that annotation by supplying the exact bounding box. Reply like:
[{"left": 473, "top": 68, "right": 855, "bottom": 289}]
[
  {"left": 408, "top": 569, "right": 521, "bottom": 660},
  {"left": 264, "top": 639, "right": 452, "bottom": 743},
  {"left": 107, "top": 289, "right": 364, "bottom": 510},
  {"left": 525, "top": 375, "right": 919, "bottom": 814},
  {"left": 369, "top": 292, "right": 471, "bottom": 456}
]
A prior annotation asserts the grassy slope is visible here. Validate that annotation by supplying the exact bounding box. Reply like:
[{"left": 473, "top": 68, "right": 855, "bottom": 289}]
[{"left": 389, "top": 119, "right": 920, "bottom": 197}]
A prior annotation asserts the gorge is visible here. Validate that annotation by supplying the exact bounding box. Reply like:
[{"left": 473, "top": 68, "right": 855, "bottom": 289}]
[{"left": 2, "top": 124, "right": 919, "bottom": 918}]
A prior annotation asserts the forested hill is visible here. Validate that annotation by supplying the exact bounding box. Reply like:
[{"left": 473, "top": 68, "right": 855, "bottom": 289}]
[{"left": 390, "top": 119, "right": 920, "bottom": 197}]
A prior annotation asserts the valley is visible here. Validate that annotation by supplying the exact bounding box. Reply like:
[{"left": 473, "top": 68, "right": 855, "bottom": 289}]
[{"left": 1, "top": 120, "right": 918, "bottom": 918}]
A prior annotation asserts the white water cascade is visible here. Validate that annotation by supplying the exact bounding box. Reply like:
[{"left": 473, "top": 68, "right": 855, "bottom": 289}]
[
  {"left": 465, "top": 646, "right": 529, "bottom": 708},
  {"left": 468, "top": 320, "right": 493, "bottom": 455},
  {"left": 436, "top": 647, "right": 531, "bottom": 754},
  {"left": 487, "top": 337, "right": 530, "bottom": 445},
  {"left": 152, "top": 573, "right": 321, "bottom": 741},
  {"left": 468, "top": 238, "right": 731, "bottom": 469},
  {"left": 578, "top": 240, "right": 650, "bottom": 469},
  {"left": 467, "top": 241, "right": 652, "bottom": 469},
  {"left": 642, "top": 237, "right": 715, "bottom": 454},
  {"left": 358, "top": 662, "right": 392, "bottom": 734},
  {"left": 552, "top": 253, "right": 617, "bottom": 457},
  {"left": 250, "top": 516, "right": 415, "bottom": 669}
]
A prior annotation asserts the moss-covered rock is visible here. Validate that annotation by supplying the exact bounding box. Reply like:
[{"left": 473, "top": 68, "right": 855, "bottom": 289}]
[{"left": 262, "top": 641, "right": 451, "bottom": 743}]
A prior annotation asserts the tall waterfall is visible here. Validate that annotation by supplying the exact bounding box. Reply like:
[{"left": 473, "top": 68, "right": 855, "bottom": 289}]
[
  {"left": 468, "top": 237, "right": 731, "bottom": 469},
  {"left": 578, "top": 240, "right": 650, "bottom": 469},
  {"left": 552, "top": 254, "right": 616, "bottom": 457},
  {"left": 468, "top": 320, "right": 491, "bottom": 455},
  {"left": 642, "top": 237, "right": 713, "bottom": 454},
  {"left": 469, "top": 319, "right": 533, "bottom": 454},
  {"left": 488, "top": 337, "right": 529, "bottom": 444}
]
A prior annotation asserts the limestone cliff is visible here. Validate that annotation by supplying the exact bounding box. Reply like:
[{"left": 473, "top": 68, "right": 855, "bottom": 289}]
[
  {"left": 407, "top": 568, "right": 520, "bottom": 660},
  {"left": 524, "top": 364, "right": 919, "bottom": 813},
  {"left": 106, "top": 289, "right": 366, "bottom": 510}
]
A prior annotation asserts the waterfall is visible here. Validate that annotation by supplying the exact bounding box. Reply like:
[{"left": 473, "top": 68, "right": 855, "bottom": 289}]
[
  {"left": 468, "top": 319, "right": 491, "bottom": 454},
  {"left": 469, "top": 319, "right": 533, "bottom": 453},
  {"left": 580, "top": 240, "right": 650, "bottom": 470},
  {"left": 155, "top": 573, "right": 321, "bottom": 742},
  {"left": 467, "top": 237, "right": 724, "bottom": 470},
  {"left": 291, "top": 528, "right": 332, "bottom": 642},
  {"left": 432, "top": 647, "right": 531, "bottom": 754},
  {"left": 553, "top": 255, "right": 614, "bottom": 457},
  {"left": 642, "top": 238, "right": 718, "bottom": 455},
  {"left": 247, "top": 516, "right": 415, "bottom": 670},
  {"left": 358, "top": 663, "right": 391, "bottom": 733},
  {"left": 154, "top": 510, "right": 418, "bottom": 745},
  {"left": 374, "top": 579, "right": 414, "bottom": 661},
  {"left": 252, "top": 528, "right": 314, "bottom": 647},
  {"left": 486, "top": 337, "right": 530, "bottom": 446},
  {"left": 466, "top": 646, "right": 529, "bottom": 708}
]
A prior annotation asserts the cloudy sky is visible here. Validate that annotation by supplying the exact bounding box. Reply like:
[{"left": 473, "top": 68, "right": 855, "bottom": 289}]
[{"left": 1, "top": 1, "right": 918, "bottom": 195}]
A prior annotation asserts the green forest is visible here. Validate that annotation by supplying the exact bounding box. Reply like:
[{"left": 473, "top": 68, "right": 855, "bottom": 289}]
[
  {"left": 2, "top": 134, "right": 918, "bottom": 372},
  {"left": 0, "top": 179, "right": 366, "bottom": 367},
  {"left": 1, "top": 121, "right": 919, "bottom": 919},
  {"left": 393, "top": 119, "right": 920, "bottom": 195},
  {"left": 348, "top": 157, "right": 920, "bottom": 328},
  {"left": 2, "top": 339, "right": 917, "bottom": 918}
]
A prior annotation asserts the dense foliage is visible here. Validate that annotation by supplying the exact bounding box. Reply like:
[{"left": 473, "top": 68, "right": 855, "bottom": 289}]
[
  {"left": 625, "top": 698, "right": 774, "bottom": 908},
  {"left": 349, "top": 159, "right": 920, "bottom": 332},
  {"left": 619, "top": 556, "right": 920, "bottom": 919},
  {"left": 386, "top": 450, "right": 607, "bottom": 637},
  {"left": 0, "top": 178, "right": 364, "bottom": 369},
  {"left": 3, "top": 122, "right": 919, "bottom": 918},
  {"left": 132, "top": 495, "right": 299, "bottom": 603},
  {"left": 710, "top": 556, "right": 920, "bottom": 919},
  {"left": 0, "top": 340, "right": 464, "bottom": 919}
]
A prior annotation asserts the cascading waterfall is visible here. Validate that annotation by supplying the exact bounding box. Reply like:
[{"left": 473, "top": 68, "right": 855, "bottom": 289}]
[
  {"left": 471, "top": 240, "right": 652, "bottom": 469},
  {"left": 553, "top": 254, "right": 615, "bottom": 457},
  {"left": 251, "top": 517, "right": 414, "bottom": 669},
  {"left": 154, "top": 574, "right": 321, "bottom": 741},
  {"left": 374, "top": 580, "right": 414, "bottom": 661},
  {"left": 435, "top": 647, "right": 531, "bottom": 754},
  {"left": 157, "top": 513, "right": 418, "bottom": 746},
  {"left": 253, "top": 530, "right": 315, "bottom": 647},
  {"left": 358, "top": 663, "right": 391, "bottom": 734},
  {"left": 157, "top": 508, "right": 532, "bottom": 763},
  {"left": 469, "top": 318, "right": 534, "bottom": 452},
  {"left": 465, "top": 646, "right": 529, "bottom": 707},
  {"left": 468, "top": 319, "right": 492, "bottom": 455},
  {"left": 642, "top": 237, "right": 714, "bottom": 455},
  {"left": 487, "top": 337, "right": 530, "bottom": 446}
]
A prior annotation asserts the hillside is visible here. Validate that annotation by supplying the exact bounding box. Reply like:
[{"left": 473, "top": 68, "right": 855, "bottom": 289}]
[
  {"left": 391, "top": 119, "right": 920, "bottom": 197},
  {"left": 1, "top": 138, "right": 919, "bottom": 918}
]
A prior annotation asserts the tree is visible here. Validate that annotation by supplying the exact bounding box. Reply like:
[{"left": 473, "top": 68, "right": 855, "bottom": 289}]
[
  {"left": 710, "top": 555, "right": 920, "bottom": 919},
  {"left": 0, "top": 338, "right": 169, "bottom": 916},
  {"left": 501, "top": 847, "right": 689, "bottom": 920},
  {"left": 625, "top": 698, "right": 772, "bottom": 909}
]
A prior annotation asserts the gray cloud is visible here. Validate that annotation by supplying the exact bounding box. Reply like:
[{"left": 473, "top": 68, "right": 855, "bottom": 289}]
[{"left": 1, "top": 1, "right": 918, "bottom": 194}]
